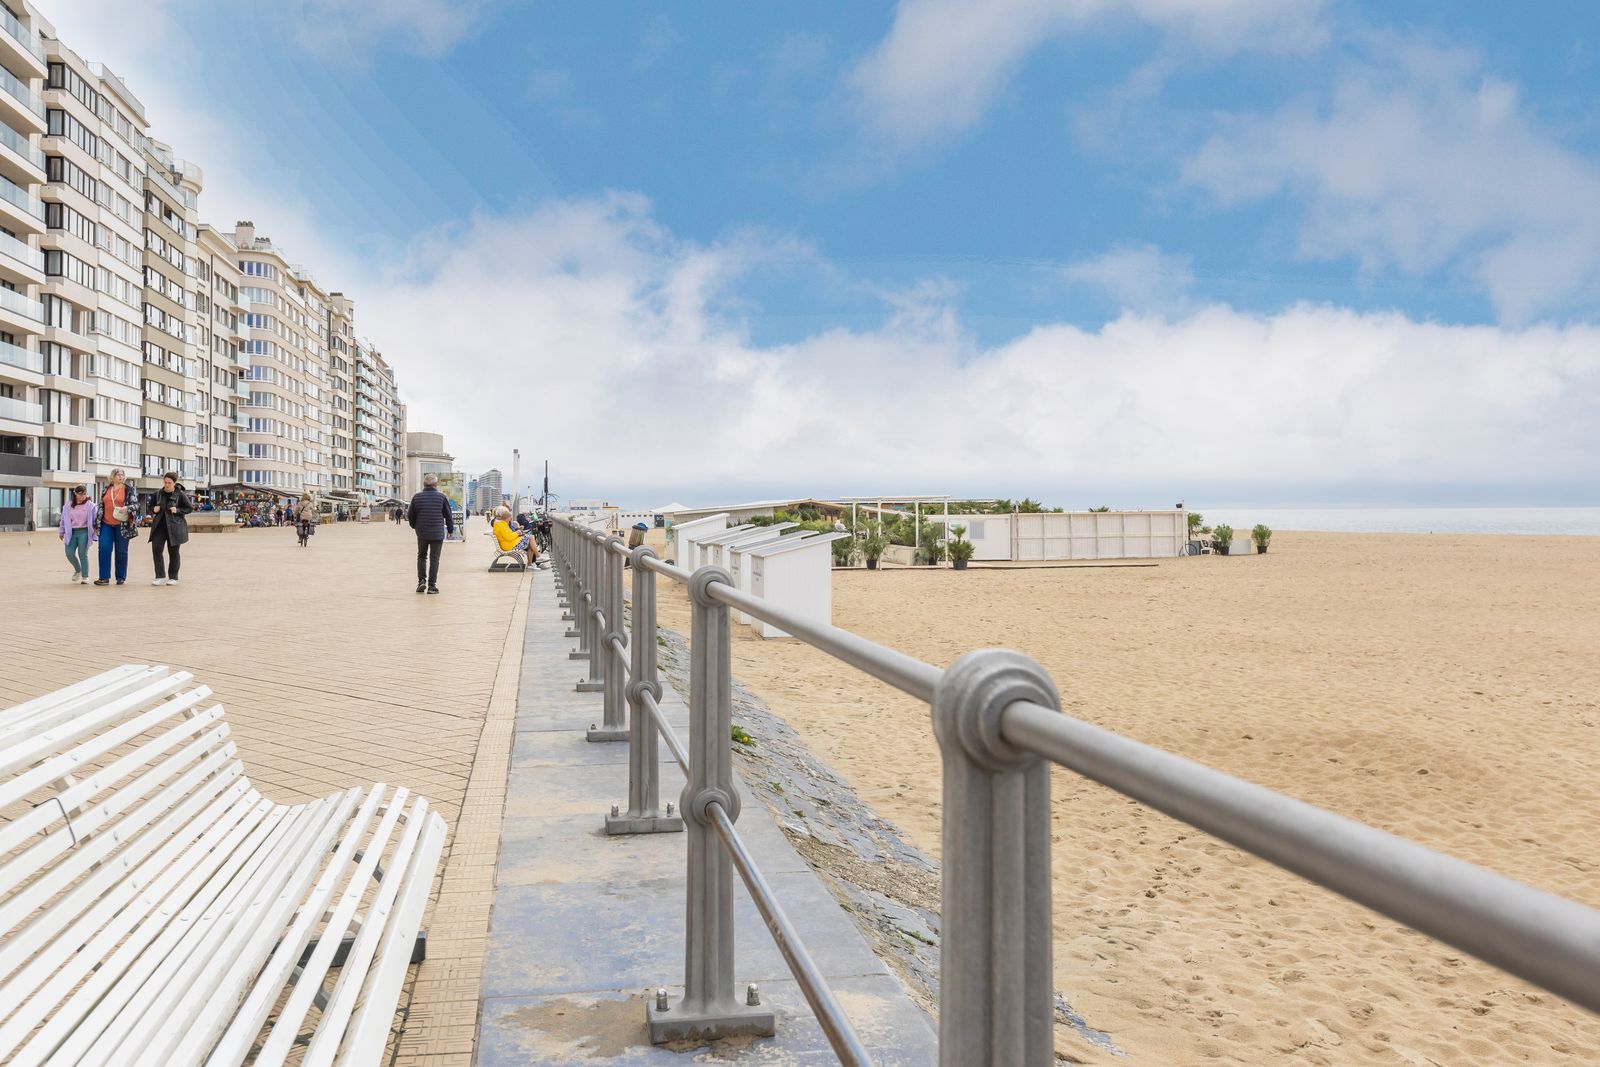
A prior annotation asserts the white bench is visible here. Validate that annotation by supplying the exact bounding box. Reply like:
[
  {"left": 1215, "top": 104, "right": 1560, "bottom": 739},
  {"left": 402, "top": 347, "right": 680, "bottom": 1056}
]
[{"left": 0, "top": 664, "right": 448, "bottom": 1066}]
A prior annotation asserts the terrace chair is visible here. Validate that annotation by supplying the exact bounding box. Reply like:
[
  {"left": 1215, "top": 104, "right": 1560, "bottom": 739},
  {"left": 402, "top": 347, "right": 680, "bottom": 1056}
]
[{"left": 0, "top": 665, "right": 447, "bottom": 1066}]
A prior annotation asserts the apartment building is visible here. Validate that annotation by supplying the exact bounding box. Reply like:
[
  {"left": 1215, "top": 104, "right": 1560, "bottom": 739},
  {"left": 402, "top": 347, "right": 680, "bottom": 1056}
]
[
  {"left": 0, "top": 0, "right": 44, "bottom": 529},
  {"left": 354, "top": 338, "right": 404, "bottom": 502},
  {"left": 233, "top": 220, "right": 322, "bottom": 500},
  {"left": 0, "top": 5, "right": 409, "bottom": 527},
  {"left": 474, "top": 467, "right": 502, "bottom": 511},
  {"left": 194, "top": 222, "right": 245, "bottom": 486}
]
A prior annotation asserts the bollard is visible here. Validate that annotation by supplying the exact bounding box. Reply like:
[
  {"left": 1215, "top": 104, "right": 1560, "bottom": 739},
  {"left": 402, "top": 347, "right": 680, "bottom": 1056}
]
[
  {"left": 931, "top": 649, "right": 1058, "bottom": 1066},
  {"left": 588, "top": 536, "right": 629, "bottom": 741},
  {"left": 647, "top": 567, "right": 774, "bottom": 1043},
  {"left": 607, "top": 547, "right": 683, "bottom": 834}
]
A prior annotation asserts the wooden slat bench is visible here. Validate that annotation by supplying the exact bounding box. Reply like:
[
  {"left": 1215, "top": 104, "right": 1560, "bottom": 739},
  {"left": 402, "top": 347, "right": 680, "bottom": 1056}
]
[{"left": 0, "top": 664, "right": 448, "bottom": 1066}]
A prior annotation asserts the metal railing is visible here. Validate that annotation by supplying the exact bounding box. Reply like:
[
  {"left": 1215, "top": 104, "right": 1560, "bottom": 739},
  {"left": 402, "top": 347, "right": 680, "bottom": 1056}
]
[{"left": 548, "top": 516, "right": 1600, "bottom": 1065}]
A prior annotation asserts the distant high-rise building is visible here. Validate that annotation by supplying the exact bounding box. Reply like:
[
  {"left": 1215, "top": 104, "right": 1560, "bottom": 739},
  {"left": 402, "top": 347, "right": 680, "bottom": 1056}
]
[
  {"left": 404, "top": 431, "right": 452, "bottom": 498},
  {"left": 475, "top": 468, "right": 502, "bottom": 512}
]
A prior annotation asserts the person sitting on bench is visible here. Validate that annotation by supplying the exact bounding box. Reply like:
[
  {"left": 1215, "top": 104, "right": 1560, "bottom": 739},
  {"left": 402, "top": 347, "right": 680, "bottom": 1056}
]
[{"left": 492, "top": 506, "right": 536, "bottom": 561}]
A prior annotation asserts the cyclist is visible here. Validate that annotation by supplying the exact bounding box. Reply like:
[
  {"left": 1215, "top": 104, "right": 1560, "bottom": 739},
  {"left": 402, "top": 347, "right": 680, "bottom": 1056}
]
[{"left": 294, "top": 494, "right": 318, "bottom": 547}]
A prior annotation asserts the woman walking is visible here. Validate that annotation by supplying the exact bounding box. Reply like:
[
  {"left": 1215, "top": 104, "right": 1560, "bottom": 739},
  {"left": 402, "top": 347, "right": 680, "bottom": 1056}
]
[
  {"left": 58, "top": 484, "right": 97, "bottom": 584},
  {"left": 94, "top": 468, "right": 132, "bottom": 586},
  {"left": 149, "top": 471, "right": 192, "bottom": 586}
]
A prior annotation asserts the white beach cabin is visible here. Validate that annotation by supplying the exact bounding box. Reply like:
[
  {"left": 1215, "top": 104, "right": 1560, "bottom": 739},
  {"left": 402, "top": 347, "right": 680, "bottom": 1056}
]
[
  {"left": 729, "top": 529, "right": 815, "bottom": 625},
  {"left": 669, "top": 512, "right": 730, "bottom": 568},
  {"left": 698, "top": 523, "right": 789, "bottom": 570},
  {"left": 746, "top": 532, "right": 849, "bottom": 639}
]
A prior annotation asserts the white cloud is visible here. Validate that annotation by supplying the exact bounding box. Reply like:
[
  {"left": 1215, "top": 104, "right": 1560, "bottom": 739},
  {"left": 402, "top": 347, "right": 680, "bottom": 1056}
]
[
  {"left": 364, "top": 194, "right": 1600, "bottom": 501},
  {"left": 848, "top": 0, "right": 1325, "bottom": 150},
  {"left": 281, "top": 0, "right": 499, "bottom": 59},
  {"left": 1063, "top": 243, "right": 1194, "bottom": 315},
  {"left": 1182, "top": 42, "right": 1600, "bottom": 322}
]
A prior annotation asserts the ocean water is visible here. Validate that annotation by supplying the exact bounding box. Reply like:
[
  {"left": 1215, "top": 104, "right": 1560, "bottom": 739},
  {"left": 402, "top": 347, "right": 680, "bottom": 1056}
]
[{"left": 1196, "top": 507, "right": 1600, "bottom": 536}]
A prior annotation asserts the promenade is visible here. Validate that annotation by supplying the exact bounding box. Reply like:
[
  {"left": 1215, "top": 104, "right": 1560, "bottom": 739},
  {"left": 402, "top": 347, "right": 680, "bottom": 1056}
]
[
  {"left": 1, "top": 517, "right": 936, "bottom": 1063},
  {"left": 0, "top": 517, "right": 531, "bottom": 1065}
]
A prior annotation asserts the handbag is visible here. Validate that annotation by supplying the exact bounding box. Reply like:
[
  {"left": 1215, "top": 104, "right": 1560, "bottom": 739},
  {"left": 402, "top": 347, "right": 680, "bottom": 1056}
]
[{"left": 123, "top": 518, "right": 139, "bottom": 541}]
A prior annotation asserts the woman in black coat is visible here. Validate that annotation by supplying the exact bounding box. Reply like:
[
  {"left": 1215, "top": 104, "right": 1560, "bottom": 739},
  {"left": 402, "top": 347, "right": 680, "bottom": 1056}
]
[{"left": 149, "top": 471, "right": 192, "bottom": 586}]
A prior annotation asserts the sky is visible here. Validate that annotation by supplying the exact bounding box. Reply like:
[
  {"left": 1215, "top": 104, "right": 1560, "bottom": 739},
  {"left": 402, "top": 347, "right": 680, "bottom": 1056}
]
[{"left": 39, "top": 0, "right": 1600, "bottom": 508}]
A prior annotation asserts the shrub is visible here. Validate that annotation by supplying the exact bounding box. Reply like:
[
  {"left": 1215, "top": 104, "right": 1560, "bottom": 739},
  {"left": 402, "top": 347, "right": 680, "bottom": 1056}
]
[
  {"left": 831, "top": 537, "right": 857, "bottom": 566},
  {"left": 861, "top": 527, "right": 888, "bottom": 562},
  {"left": 948, "top": 523, "right": 976, "bottom": 563},
  {"left": 1213, "top": 524, "right": 1234, "bottom": 552},
  {"left": 1089, "top": 505, "right": 1111, "bottom": 513},
  {"left": 1252, "top": 523, "right": 1273, "bottom": 548},
  {"left": 1187, "top": 512, "right": 1203, "bottom": 533}
]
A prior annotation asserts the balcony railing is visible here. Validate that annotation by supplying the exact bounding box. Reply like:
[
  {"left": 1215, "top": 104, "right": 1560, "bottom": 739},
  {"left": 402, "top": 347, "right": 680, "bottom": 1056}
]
[
  {"left": 0, "top": 64, "right": 43, "bottom": 120},
  {"left": 0, "top": 173, "right": 42, "bottom": 220},
  {"left": 0, "top": 394, "right": 42, "bottom": 423},
  {"left": 551, "top": 515, "right": 1600, "bottom": 1064},
  {"left": 0, "top": 117, "right": 43, "bottom": 172},
  {"left": 0, "top": 283, "right": 43, "bottom": 322},
  {"left": 0, "top": 337, "right": 40, "bottom": 374},
  {"left": 0, "top": 8, "right": 47, "bottom": 64},
  {"left": 0, "top": 227, "right": 42, "bottom": 271}
]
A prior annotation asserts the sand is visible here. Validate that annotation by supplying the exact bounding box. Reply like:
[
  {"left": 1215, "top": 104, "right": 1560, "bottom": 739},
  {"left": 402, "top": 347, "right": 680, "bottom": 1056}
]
[{"left": 657, "top": 532, "right": 1600, "bottom": 1064}]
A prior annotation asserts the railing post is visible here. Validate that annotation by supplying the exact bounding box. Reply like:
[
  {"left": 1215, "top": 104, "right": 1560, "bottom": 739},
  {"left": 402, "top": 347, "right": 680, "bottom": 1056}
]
[
  {"left": 647, "top": 566, "right": 774, "bottom": 1043},
  {"left": 575, "top": 531, "right": 606, "bottom": 688},
  {"left": 588, "top": 536, "right": 629, "bottom": 741},
  {"left": 607, "top": 547, "right": 684, "bottom": 835},
  {"left": 931, "top": 649, "right": 1058, "bottom": 1066}
]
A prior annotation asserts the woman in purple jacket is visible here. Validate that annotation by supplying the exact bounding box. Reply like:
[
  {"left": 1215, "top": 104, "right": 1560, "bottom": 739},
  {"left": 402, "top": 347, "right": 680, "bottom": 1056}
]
[{"left": 58, "top": 484, "right": 98, "bottom": 584}]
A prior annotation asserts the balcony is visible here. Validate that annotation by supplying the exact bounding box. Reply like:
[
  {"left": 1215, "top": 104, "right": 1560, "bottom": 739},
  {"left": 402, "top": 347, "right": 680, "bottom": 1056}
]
[
  {"left": 0, "top": 393, "right": 42, "bottom": 424},
  {"left": 0, "top": 64, "right": 44, "bottom": 128},
  {"left": 0, "top": 336, "right": 40, "bottom": 374},
  {"left": 0, "top": 226, "right": 42, "bottom": 274},
  {"left": 0, "top": 451, "right": 41, "bottom": 479},
  {"left": 0, "top": 8, "right": 47, "bottom": 68},
  {"left": 0, "top": 117, "right": 43, "bottom": 175},
  {"left": 0, "top": 172, "right": 42, "bottom": 223},
  {"left": 0, "top": 283, "right": 42, "bottom": 323}
]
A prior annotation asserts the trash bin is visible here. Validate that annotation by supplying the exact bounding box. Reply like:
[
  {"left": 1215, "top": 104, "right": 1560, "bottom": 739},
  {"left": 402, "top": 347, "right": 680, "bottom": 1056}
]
[{"left": 628, "top": 522, "right": 648, "bottom": 549}]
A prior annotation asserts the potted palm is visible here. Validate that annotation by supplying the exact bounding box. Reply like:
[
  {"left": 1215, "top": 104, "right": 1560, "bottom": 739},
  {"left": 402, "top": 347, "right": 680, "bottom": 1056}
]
[
  {"left": 861, "top": 528, "right": 887, "bottom": 570},
  {"left": 948, "top": 524, "right": 975, "bottom": 570},
  {"left": 1252, "top": 524, "right": 1272, "bottom": 554},
  {"left": 1213, "top": 524, "right": 1234, "bottom": 554}
]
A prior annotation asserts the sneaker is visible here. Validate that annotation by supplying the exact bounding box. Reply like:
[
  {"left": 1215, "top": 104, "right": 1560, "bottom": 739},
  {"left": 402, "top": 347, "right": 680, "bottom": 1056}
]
[
  {"left": 416, "top": 582, "right": 426, "bottom": 593},
  {"left": 115, "top": 580, "right": 125, "bottom": 585},
  {"left": 167, "top": 579, "right": 179, "bottom": 586},
  {"left": 151, "top": 578, "right": 168, "bottom": 586},
  {"left": 69, "top": 572, "right": 80, "bottom": 582},
  {"left": 427, "top": 586, "right": 440, "bottom": 595},
  {"left": 93, "top": 579, "right": 109, "bottom": 586}
]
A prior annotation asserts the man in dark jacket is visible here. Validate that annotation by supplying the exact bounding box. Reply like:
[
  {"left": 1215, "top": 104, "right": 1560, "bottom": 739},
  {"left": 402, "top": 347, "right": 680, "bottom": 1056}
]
[{"left": 408, "top": 473, "right": 455, "bottom": 593}]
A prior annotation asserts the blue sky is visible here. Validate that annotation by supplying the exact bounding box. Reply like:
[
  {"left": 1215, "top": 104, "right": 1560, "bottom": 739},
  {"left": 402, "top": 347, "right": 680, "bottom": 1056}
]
[{"left": 46, "top": 0, "right": 1600, "bottom": 505}]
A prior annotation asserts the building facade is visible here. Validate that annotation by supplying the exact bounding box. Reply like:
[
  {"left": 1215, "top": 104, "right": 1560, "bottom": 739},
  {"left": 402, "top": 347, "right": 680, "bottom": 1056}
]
[
  {"left": 0, "top": 7, "right": 409, "bottom": 529},
  {"left": 403, "top": 431, "right": 452, "bottom": 499},
  {"left": 0, "top": 0, "right": 46, "bottom": 528},
  {"left": 474, "top": 467, "right": 502, "bottom": 512}
]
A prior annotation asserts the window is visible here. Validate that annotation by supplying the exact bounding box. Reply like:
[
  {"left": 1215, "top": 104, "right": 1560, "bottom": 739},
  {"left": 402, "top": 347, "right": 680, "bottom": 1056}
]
[
  {"left": 967, "top": 520, "right": 986, "bottom": 541},
  {"left": 44, "top": 249, "right": 95, "bottom": 289}
]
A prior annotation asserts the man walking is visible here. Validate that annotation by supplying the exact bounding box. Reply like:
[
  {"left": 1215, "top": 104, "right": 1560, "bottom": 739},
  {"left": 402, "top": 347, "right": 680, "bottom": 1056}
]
[{"left": 408, "top": 472, "right": 454, "bottom": 594}]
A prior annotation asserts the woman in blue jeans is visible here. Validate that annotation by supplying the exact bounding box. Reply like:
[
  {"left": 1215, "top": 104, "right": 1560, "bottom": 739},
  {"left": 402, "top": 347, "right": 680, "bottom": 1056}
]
[
  {"left": 94, "top": 467, "right": 132, "bottom": 585},
  {"left": 57, "top": 484, "right": 96, "bottom": 584}
]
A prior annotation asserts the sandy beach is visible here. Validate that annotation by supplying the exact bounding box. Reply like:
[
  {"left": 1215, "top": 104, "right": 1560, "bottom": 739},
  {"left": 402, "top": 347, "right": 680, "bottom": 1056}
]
[{"left": 659, "top": 531, "right": 1600, "bottom": 1064}]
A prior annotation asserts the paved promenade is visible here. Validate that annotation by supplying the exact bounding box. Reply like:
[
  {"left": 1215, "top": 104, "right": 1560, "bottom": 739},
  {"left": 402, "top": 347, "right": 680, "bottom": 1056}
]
[{"left": 0, "top": 517, "right": 530, "bottom": 1065}]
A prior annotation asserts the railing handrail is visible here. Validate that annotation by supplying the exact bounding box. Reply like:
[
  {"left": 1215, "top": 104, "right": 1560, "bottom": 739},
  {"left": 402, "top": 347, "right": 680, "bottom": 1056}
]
[
  {"left": 553, "top": 517, "right": 872, "bottom": 1062},
  {"left": 550, "top": 513, "right": 1600, "bottom": 1064}
]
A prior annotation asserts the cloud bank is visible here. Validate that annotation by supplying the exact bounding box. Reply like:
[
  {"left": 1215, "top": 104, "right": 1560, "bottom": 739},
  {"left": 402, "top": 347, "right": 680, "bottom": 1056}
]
[{"left": 366, "top": 195, "right": 1599, "bottom": 502}]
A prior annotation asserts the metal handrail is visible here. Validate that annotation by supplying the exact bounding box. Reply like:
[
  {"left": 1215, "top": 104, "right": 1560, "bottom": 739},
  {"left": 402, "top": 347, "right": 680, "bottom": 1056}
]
[
  {"left": 550, "top": 512, "right": 1600, "bottom": 1064},
  {"left": 550, "top": 518, "right": 872, "bottom": 1063}
]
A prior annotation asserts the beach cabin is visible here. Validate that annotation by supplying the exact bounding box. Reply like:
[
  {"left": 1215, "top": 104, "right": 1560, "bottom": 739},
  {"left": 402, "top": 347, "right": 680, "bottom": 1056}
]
[
  {"left": 729, "top": 530, "right": 815, "bottom": 625},
  {"left": 929, "top": 510, "right": 1188, "bottom": 561},
  {"left": 746, "top": 532, "right": 849, "bottom": 639},
  {"left": 668, "top": 512, "right": 730, "bottom": 568},
  {"left": 697, "top": 523, "right": 787, "bottom": 570}
]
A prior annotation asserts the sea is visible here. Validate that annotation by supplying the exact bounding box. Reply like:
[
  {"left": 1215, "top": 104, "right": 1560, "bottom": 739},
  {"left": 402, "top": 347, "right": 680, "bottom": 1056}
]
[{"left": 1196, "top": 507, "right": 1600, "bottom": 536}]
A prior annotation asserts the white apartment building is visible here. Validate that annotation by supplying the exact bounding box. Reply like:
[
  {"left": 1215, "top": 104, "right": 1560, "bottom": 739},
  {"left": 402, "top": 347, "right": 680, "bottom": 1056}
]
[
  {"left": 354, "top": 337, "right": 403, "bottom": 502},
  {"left": 0, "top": 0, "right": 45, "bottom": 529},
  {"left": 0, "top": 5, "right": 409, "bottom": 527},
  {"left": 194, "top": 222, "right": 245, "bottom": 486}
]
